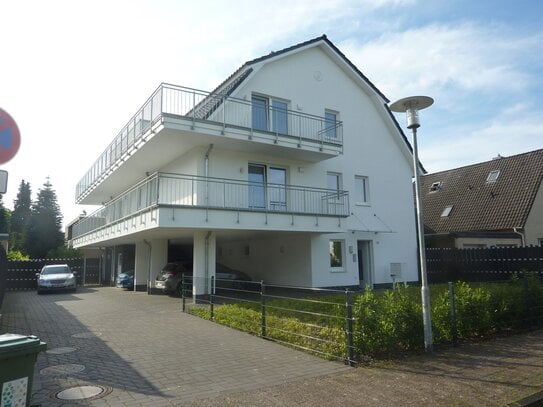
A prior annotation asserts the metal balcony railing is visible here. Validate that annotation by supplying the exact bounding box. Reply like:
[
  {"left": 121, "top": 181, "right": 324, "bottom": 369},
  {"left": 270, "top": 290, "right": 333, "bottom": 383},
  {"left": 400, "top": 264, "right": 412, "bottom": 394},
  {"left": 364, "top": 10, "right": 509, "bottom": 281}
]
[
  {"left": 72, "top": 173, "right": 349, "bottom": 239},
  {"left": 76, "top": 83, "right": 344, "bottom": 203}
]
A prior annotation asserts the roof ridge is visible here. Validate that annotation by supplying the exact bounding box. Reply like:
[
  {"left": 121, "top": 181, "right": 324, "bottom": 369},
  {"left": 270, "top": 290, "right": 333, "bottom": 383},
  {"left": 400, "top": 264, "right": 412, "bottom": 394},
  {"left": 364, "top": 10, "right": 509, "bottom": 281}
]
[{"left": 424, "top": 148, "right": 543, "bottom": 177}]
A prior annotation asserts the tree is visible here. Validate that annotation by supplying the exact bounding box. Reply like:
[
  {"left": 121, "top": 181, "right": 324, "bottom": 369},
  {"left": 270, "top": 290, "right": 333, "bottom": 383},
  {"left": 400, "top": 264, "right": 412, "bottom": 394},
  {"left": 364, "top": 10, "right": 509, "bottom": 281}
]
[
  {"left": 0, "top": 194, "right": 10, "bottom": 235},
  {"left": 24, "top": 178, "right": 64, "bottom": 259},
  {"left": 10, "top": 180, "right": 31, "bottom": 252}
]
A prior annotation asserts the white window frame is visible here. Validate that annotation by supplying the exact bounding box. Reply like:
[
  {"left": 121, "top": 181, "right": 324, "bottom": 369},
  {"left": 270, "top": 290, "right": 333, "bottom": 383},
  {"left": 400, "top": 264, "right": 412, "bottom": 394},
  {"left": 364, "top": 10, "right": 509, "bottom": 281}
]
[
  {"left": 329, "top": 239, "right": 345, "bottom": 271},
  {"left": 251, "top": 93, "right": 290, "bottom": 134},
  {"left": 354, "top": 175, "right": 370, "bottom": 205}
]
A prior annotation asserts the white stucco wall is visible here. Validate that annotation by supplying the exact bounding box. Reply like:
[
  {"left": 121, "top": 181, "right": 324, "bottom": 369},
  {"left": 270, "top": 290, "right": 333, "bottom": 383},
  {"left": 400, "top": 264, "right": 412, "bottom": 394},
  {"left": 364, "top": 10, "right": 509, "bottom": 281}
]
[{"left": 524, "top": 179, "right": 543, "bottom": 245}]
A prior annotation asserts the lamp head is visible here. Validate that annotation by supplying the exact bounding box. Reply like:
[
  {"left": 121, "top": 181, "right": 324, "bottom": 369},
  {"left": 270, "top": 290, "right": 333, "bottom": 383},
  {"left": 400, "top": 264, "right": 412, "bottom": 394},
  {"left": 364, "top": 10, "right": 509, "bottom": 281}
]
[{"left": 389, "top": 96, "right": 434, "bottom": 129}]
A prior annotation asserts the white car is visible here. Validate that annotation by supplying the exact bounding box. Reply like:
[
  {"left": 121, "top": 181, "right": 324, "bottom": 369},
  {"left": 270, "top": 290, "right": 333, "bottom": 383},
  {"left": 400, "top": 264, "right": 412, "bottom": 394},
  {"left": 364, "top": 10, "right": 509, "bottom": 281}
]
[{"left": 36, "top": 264, "right": 77, "bottom": 294}]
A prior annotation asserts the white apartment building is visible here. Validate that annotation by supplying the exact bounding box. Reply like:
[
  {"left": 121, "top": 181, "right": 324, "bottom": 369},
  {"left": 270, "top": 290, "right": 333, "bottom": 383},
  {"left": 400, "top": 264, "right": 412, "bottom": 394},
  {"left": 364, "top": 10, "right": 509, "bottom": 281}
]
[{"left": 72, "top": 35, "right": 419, "bottom": 295}]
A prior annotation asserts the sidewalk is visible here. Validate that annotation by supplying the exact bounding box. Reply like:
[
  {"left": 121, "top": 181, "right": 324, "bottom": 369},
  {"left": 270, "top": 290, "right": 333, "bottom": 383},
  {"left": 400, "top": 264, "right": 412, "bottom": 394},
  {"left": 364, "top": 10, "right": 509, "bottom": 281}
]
[
  {"left": 188, "top": 330, "right": 543, "bottom": 406},
  {"left": 1, "top": 287, "right": 542, "bottom": 406}
]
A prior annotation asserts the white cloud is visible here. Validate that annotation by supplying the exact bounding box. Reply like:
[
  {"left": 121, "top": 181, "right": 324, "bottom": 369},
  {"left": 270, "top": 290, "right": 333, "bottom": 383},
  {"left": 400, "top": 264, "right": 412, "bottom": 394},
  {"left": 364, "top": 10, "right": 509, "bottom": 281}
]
[{"left": 340, "top": 23, "right": 543, "bottom": 105}]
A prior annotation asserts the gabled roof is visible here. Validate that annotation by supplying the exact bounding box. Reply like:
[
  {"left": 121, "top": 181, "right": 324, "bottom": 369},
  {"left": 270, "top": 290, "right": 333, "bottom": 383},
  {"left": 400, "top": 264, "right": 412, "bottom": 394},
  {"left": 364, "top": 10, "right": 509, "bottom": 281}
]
[
  {"left": 205, "top": 34, "right": 415, "bottom": 158},
  {"left": 421, "top": 149, "right": 543, "bottom": 234}
]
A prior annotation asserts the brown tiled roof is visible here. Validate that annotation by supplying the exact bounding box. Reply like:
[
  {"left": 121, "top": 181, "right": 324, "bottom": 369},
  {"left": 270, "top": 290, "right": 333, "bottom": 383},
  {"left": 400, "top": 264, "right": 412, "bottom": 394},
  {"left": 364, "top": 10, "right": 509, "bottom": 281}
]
[{"left": 421, "top": 149, "right": 543, "bottom": 234}]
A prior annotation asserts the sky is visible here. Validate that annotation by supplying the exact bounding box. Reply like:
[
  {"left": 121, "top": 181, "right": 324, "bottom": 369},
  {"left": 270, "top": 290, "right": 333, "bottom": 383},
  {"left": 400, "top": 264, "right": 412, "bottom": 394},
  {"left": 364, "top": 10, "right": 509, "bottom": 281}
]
[{"left": 1, "top": 0, "right": 542, "bottom": 228}]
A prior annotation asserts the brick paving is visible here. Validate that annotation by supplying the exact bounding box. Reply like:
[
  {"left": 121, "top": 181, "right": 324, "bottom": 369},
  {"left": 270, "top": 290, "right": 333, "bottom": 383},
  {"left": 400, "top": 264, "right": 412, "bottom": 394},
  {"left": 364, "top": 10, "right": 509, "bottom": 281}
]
[{"left": 0, "top": 287, "right": 349, "bottom": 406}]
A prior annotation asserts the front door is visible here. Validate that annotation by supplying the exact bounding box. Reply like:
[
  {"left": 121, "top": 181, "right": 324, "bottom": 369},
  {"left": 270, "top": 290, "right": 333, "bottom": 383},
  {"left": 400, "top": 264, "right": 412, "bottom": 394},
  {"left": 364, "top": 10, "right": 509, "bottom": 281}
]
[{"left": 357, "top": 240, "right": 373, "bottom": 287}]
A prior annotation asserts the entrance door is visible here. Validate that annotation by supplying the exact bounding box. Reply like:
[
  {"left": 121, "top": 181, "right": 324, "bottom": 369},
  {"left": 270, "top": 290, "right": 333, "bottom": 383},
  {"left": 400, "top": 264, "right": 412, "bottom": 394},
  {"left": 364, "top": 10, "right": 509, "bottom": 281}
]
[
  {"left": 357, "top": 240, "right": 373, "bottom": 287},
  {"left": 248, "top": 164, "right": 266, "bottom": 208}
]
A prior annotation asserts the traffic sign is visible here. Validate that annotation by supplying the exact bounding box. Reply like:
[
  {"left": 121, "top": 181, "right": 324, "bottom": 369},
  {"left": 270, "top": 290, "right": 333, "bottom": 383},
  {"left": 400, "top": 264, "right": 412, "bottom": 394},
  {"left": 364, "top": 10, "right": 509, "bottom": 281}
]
[{"left": 0, "top": 108, "right": 21, "bottom": 165}]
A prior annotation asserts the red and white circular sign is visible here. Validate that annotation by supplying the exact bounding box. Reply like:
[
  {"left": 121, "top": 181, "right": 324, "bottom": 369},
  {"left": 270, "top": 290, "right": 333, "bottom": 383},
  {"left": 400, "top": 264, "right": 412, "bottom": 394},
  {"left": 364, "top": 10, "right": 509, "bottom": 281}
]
[{"left": 0, "top": 108, "right": 21, "bottom": 165}]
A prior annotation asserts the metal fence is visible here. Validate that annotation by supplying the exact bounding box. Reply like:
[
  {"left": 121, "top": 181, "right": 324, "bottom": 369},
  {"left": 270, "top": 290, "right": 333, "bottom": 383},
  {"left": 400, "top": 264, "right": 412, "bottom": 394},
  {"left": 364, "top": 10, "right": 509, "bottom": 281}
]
[
  {"left": 180, "top": 275, "right": 355, "bottom": 366},
  {"left": 76, "top": 83, "right": 344, "bottom": 202},
  {"left": 426, "top": 246, "right": 543, "bottom": 283},
  {"left": 73, "top": 172, "right": 349, "bottom": 238},
  {"left": 2, "top": 258, "right": 101, "bottom": 291}
]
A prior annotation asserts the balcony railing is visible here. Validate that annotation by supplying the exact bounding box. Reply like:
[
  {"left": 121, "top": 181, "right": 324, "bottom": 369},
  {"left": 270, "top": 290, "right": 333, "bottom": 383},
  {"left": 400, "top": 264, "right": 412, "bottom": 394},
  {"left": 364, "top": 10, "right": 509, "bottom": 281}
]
[
  {"left": 73, "top": 173, "right": 349, "bottom": 239},
  {"left": 76, "top": 83, "right": 344, "bottom": 202}
]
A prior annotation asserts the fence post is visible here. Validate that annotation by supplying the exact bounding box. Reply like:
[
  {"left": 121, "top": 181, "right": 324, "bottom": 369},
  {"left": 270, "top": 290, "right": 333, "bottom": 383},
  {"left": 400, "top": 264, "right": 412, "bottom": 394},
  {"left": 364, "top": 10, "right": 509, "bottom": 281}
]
[
  {"left": 261, "top": 280, "right": 266, "bottom": 338},
  {"left": 83, "top": 257, "right": 87, "bottom": 287},
  {"left": 181, "top": 273, "right": 186, "bottom": 312},
  {"left": 345, "top": 289, "right": 354, "bottom": 366},
  {"left": 448, "top": 282, "right": 458, "bottom": 346},
  {"left": 210, "top": 276, "right": 214, "bottom": 321}
]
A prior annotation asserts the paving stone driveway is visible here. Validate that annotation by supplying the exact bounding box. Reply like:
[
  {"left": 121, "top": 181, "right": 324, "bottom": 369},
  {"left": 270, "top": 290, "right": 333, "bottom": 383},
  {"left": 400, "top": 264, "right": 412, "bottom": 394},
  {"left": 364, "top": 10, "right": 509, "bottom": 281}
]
[{"left": 0, "top": 287, "right": 349, "bottom": 406}]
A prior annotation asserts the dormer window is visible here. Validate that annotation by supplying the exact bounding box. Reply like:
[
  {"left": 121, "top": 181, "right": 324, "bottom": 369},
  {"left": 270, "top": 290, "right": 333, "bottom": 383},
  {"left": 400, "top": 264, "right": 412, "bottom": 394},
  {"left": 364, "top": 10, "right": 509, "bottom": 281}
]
[
  {"left": 441, "top": 206, "right": 453, "bottom": 217},
  {"left": 487, "top": 170, "right": 500, "bottom": 183},
  {"left": 430, "top": 181, "right": 442, "bottom": 192}
]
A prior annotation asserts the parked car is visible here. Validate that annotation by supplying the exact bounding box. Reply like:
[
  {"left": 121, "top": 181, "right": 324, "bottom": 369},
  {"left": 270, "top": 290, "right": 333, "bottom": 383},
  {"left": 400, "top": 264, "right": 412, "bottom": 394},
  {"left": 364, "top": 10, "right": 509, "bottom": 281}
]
[
  {"left": 116, "top": 270, "right": 134, "bottom": 289},
  {"left": 36, "top": 264, "right": 77, "bottom": 294},
  {"left": 154, "top": 262, "right": 251, "bottom": 296}
]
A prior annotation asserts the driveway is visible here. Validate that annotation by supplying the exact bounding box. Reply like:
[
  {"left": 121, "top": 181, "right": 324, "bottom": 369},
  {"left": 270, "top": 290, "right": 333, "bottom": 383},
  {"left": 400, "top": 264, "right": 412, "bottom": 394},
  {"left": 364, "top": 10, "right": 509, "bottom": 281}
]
[
  {"left": 0, "top": 287, "right": 348, "bottom": 406},
  {"left": 2, "top": 288, "right": 542, "bottom": 406}
]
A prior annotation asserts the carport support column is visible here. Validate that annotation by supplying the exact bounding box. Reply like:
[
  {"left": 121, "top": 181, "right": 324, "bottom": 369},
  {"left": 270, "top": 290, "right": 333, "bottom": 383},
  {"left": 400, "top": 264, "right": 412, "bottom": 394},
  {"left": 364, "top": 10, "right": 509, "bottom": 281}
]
[
  {"left": 134, "top": 242, "right": 151, "bottom": 292},
  {"left": 147, "top": 239, "right": 168, "bottom": 293},
  {"left": 193, "top": 231, "right": 216, "bottom": 303}
]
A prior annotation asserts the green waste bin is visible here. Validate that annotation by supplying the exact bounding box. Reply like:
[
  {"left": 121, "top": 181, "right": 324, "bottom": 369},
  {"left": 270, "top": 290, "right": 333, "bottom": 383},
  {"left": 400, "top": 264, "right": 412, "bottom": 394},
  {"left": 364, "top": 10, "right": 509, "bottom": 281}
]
[{"left": 0, "top": 334, "right": 46, "bottom": 407}]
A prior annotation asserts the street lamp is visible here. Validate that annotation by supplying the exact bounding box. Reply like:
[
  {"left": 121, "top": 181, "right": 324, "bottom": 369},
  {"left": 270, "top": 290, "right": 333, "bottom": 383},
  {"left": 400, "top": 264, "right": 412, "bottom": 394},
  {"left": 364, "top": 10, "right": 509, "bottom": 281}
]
[{"left": 389, "top": 95, "right": 434, "bottom": 352}]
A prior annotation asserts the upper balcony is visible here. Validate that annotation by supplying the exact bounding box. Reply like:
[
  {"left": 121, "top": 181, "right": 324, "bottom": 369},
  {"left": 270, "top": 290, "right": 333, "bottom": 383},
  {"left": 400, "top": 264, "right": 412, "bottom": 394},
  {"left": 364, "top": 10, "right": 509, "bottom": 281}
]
[{"left": 76, "top": 83, "right": 343, "bottom": 204}]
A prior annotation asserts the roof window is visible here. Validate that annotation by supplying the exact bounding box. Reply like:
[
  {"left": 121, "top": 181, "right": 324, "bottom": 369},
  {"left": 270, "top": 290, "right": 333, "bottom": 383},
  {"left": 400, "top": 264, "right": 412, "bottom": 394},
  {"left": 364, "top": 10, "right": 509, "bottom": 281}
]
[
  {"left": 429, "top": 181, "right": 442, "bottom": 192},
  {"left": 486, "top": 170, "right": 500, "bottom": 182},
  {"left": 441, "top": 206, "right": 453, "bottom": 217}
]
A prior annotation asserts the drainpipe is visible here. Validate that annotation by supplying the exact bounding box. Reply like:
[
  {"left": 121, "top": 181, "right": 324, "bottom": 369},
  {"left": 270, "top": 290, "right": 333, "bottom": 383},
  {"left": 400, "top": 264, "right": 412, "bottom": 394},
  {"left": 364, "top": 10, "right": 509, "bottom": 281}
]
[
  {"left": 204, "top": 231, "right": 212, "bottom": 295},
  {"left": 513, "top": 227, "right": 526, "bottom": 247},
  {"left": 205, "top": 144, "right": 214, "bottom": 221},
  {"left": 143, "top": 239, "right": 152, "bottom": 294}
]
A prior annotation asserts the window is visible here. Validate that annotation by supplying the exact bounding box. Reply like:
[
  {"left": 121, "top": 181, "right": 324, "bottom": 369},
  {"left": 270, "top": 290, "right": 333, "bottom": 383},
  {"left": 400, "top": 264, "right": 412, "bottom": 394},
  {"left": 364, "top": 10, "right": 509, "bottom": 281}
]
[
  {"left": 329, "top": 240, "right": 344, "bottom": 269},
  {"left": 252, "top": 94, "right": 289, "bottom": 134},
  {"left": 430, "top": 181, "right": 442, "bottom": 192},
  {"left": 248, "top": 164, "right": 287, "bottom": 210},
  {"left": 325, "top": 111, "right": 338, "bottom": 139},
  {"left": 441, "top": 206, "right": 453, "bottom": 217},
  {"left": 271, "top": 100, "right": 288, "bottom": 134},
  {"left": 355, "top": 176, "right": 369, "bottom": 204},
  {"left": 252, "top": 96, "right": 268, "bottom": 131},
  {"left": 327, "top": 172, "right": 342, "bottom": 199},
  {"left": 487, "top": 170, "right": 500, "bottom": 182}
]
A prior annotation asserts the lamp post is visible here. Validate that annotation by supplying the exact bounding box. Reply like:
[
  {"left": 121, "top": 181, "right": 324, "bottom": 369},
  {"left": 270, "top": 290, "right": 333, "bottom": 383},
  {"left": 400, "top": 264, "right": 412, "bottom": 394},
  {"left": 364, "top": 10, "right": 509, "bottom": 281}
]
[{"left": 389, "top": 95, "right": 434, "bottom": 352}]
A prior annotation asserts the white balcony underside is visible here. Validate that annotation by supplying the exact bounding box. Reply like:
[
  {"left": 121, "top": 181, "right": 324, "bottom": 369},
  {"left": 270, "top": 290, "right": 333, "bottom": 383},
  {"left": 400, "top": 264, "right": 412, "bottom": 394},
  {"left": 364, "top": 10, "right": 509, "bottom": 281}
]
[
  {"left": 72, "top": 206, "right": 345, "bottom": 248},
  {"left": 78, "top": 116, "right": 341, "bottom": 205}
]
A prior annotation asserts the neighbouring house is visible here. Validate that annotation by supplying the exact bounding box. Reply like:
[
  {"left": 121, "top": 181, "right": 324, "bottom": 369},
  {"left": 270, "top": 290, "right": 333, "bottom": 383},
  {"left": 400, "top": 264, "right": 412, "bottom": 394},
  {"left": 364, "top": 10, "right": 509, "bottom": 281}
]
[
  {"left": 421, "top": 149, "right": 543, "bottom": 249},
  {"left": 72, "top": 35, "right": 419, "bottom": 295}
]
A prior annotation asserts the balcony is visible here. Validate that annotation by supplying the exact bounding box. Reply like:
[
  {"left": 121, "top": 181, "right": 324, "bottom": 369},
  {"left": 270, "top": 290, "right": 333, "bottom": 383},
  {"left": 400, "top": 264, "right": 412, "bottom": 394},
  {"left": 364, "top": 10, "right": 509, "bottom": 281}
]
[
  {"left": 72, "top": 172, "right": 349, "bottom": 240},
  {"left": 76, "top": 83, "right": 344, "bottom": 204}
]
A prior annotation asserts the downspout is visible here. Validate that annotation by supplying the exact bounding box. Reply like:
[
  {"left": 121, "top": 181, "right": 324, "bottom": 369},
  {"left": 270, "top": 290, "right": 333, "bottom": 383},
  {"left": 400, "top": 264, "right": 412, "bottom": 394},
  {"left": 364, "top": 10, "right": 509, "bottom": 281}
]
[
  {"left": 204, "top": 231, "right": 212, "bottom": 295},
  {"left": 205, "top": 144, "right": 214, "bottom": 222},
  {"left": 513, "top": 227, "right": 526, "bottom": 247},
  {"left": 143, "top": 239, "right": 152, "bottom": 294}
]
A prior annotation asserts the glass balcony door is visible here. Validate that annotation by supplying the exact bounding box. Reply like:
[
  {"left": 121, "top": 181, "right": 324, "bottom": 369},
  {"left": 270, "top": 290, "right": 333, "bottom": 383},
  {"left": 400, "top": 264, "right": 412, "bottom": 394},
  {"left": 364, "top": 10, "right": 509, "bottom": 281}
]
[{"left": 248, "top": 164, "right": 287, "bottom": 210}]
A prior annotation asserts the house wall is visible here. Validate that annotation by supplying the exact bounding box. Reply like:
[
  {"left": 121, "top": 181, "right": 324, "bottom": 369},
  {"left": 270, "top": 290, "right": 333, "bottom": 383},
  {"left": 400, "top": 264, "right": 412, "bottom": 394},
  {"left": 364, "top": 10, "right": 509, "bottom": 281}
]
[
  {"left": 75, "top": 41, "right": 418, "bottom": 289},
  {"left": 524, "top": 179, "right": 543, "bottom": 245},
  {"left": 217, "top": 234, "right": 312, "bottom": 286}
]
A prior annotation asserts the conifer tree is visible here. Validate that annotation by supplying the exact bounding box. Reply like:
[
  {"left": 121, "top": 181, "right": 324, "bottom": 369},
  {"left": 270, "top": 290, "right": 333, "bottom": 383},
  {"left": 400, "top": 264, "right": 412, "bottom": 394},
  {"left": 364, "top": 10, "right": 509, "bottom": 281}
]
[
  {"left": 10, "top": 180, "right": 31, "bottom": 252},
  {"left": 0, "top": 194, "right": 10, "bottom": 235},
  {"left": 24, "top": 178, "right": 64, "bottom": 258}
]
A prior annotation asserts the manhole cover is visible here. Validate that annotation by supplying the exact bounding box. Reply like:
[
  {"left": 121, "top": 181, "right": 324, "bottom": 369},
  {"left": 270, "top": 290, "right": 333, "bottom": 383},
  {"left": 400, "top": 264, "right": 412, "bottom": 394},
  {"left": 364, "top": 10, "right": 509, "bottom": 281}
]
[
  {"left": 40, "top": 364, "right": 85, "bottom": 376},
  {"left": 46, "top": 347, "right": 77, "bottom": 355},
  {"left": 54, "top": 385, "right": 112, "bottom": 401},
  {"left": 72, "top": 332, "right": 102, "bottom": 339}
]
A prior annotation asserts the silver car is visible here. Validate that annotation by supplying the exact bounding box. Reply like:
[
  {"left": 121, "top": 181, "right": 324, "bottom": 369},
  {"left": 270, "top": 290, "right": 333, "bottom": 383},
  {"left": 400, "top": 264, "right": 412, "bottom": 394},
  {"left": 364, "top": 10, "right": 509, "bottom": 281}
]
[{"left": 36, "top": 264, "right": 77, "bottom": 294}]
